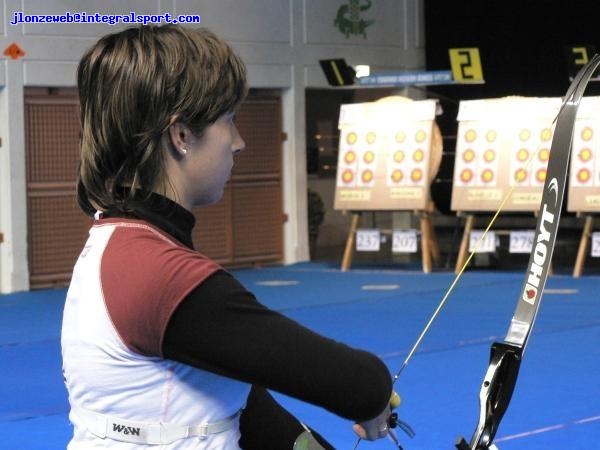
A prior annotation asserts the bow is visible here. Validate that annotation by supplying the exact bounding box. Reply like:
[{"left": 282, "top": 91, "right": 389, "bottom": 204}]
[
  {"left": 456, "top": 54, "right": 600, "bottom": 449},
  {"left": 351, "top": 54, "right": 600, "bottom": 450}
]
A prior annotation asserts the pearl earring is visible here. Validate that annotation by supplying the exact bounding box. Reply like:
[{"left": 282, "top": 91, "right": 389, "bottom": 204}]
[{"left": 181, "top": 147, "right": 188, "bottom": 155}]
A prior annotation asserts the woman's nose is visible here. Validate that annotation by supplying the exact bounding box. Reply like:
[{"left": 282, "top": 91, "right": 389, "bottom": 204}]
[{"left": 233, "top": 127, "right": 246, "bottom": 154}]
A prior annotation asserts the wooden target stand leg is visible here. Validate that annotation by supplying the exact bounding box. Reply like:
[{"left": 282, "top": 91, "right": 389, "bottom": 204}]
[
  {"left": 420, "top": 214, "right": 433, "bottom": 273},
  {"left": 425, "top": 202, "right": 441, "bottom": 265},
  {"left": 573, "top": 214, "right": 594, "bottom": 278},
  {"left": 341, "top": 212, "right": 361, "bottom": 272},
  {"left": 455, "top": 213, "right": 475, "bottom": 274},
  {"left": 418, "top": 205, "right": 440, "bottom": 273}
]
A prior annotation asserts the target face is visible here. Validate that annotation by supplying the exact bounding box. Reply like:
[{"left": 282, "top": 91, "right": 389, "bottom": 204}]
[
  {"left": 336, "top": 130, "right": 378, "bottom": 188},
  {"left": 334, "top": 99, "right": 439, "bottom": 210},
  {"left": 451, "top": 97, "right": 561, "bottom": 212},
  {"left": 567, "top": 98, "right": 600, "bottom": 212},
  {"left": 570, "top": 120, "right": 600, "bottom": 191}
]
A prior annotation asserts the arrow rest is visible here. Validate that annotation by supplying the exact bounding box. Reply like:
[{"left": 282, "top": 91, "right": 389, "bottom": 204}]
[
  {"left": 388, "top": 412, "right": 416, "bottom": 439},
  {"left": 379, "top": 412, "right": 415, "bottom": 450}
]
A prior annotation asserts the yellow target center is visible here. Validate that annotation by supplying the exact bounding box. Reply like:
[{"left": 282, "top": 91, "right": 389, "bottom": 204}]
[
  {"left": 346, "top": 132, "right": 357, "bottom": 145},
  {"left": 342, "top": 170, "right": 354, "bottom": 183},
  {"left": 460, "top": 169, "right": 473, "bottom": 183},
  {"left": 465, "top": 129, "right": 477, "bottom": 143},
  {"left": 581, "top": 127, "right": 593, "bottom": 141}
]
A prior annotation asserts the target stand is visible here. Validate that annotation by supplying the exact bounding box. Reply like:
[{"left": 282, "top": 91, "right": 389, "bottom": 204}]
[
  {"left": 333, "top": 96, "right": 443, "bottom": 273},
  {"left": 340, "top": 204, "right": 440, "bottom": 273},
  {"left": 572, "top": 214, "right": 597, "bottom": 277}
]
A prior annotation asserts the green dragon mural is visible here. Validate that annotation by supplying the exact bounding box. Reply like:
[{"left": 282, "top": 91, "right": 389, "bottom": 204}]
[{"left": 334, "top": 0, "right": 374, "bottom": 38}]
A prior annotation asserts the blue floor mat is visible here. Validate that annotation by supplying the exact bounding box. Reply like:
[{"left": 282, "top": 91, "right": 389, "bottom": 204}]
[{"left": 1, "top": 263, "right": 598, "bottom": 449}]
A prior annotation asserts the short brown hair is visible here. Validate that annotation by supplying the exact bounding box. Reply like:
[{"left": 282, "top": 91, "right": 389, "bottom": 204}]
[{"left": 76, "top": 25, "right": 247, "bottom": 215}]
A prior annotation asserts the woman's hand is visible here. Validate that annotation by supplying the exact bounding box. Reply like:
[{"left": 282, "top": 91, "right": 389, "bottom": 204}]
[{"left": 352, "top": 391, "right": 401, "bottom": 440}]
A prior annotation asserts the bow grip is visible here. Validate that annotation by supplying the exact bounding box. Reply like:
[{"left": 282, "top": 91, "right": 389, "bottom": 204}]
[{"left": 456, "top": 342, "right": 523, "bottom": 450}]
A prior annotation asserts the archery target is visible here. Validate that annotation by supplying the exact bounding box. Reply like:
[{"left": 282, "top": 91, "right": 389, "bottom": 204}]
[
  {"left": 508, "top": 125, "right": 552, "bottom": 187},
  {"left": 336, "top": 130, "right": 378, "bottom": 188},
  {"left": 454, "top": 126, "right": 501, "bottom": 188},
  {"left": 567, "top": 97, "right": 600, "bottom": 212},
  {"left": 334, "top": 97, "right": 439, "bottom": 211},
  {"left": 451, "top": 97, "right": 561, "bottom": 212},
  {"left": 570, "top": 122, "right": 600, "bottom": 188},
  {"left": 386, "top": 126, "right": 431, "bottom": 188}
]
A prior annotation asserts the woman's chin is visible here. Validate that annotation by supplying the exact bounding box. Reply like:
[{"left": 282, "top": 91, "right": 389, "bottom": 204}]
[{"left": 194, "top": 191, "right": 225, "bottom": 208}]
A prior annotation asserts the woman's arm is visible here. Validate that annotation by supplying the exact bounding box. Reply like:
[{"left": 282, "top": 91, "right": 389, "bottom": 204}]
[{"left": 162, "top": 270, "right": 392, "bottom": 422}]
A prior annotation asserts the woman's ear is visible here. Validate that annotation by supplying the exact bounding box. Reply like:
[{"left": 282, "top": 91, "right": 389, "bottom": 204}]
[{"left": 168, "top": 122, "right": 189, "bottom": 156}]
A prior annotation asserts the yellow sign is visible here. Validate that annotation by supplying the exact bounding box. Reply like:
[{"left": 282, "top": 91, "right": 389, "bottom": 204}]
[
  {"left": 572, "top": 46, "right": 591, "bottom": 66},
  {"left": 565, "top": 46, "right": 598, "bottom": 80},
  {"left": 449, "top": 48, "right": 484, "bottom": 83}
]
